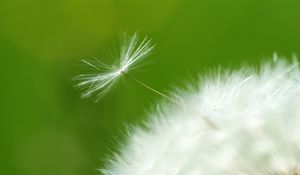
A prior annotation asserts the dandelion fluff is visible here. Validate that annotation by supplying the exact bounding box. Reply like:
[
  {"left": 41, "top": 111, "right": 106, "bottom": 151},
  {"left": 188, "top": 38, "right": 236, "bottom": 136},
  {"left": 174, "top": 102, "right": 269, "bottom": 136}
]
[
  {"left": 101, "top": 58, "right": 300, "bottom": 175},
  {"left": 73, "top": 33, "right": 154, "bottom": 100}
]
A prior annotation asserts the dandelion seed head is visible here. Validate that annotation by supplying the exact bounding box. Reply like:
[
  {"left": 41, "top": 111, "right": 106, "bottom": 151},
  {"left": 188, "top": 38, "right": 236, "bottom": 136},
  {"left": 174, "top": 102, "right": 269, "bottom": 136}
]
[
  {"left": 73, "top": 33, "right": 154, "bottom": 101},
  {"left": 101, "top": 57, "right": 300, "bottom": 175}
]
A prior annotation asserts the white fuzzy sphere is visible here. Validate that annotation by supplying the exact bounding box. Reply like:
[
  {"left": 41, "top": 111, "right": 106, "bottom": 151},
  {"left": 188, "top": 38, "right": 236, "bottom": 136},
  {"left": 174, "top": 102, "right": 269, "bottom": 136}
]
[{"left": 101, "top": 58, "right": 300, "bottom": 175}]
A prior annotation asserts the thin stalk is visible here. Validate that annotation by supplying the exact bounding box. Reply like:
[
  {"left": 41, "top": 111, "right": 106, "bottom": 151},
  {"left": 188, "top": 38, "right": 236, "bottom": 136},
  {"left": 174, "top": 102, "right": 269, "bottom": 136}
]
[{"left": 121, "top": 71, "right": 176, "bottom": 103}]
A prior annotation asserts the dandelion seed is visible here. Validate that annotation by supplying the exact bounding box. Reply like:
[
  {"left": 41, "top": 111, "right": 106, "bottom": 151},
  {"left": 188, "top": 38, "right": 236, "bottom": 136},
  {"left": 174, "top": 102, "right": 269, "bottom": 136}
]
[{"left": 73, "top": 33, "right": 156, "bottom": 101}]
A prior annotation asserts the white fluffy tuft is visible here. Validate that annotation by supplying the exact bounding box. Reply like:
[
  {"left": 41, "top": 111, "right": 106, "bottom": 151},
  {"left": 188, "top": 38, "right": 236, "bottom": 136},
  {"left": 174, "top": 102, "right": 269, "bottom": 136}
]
[
  {"left": 101, "top": 58, "right": 300, "bottom": 175},
  {"left": 73, "top": 33, "right": 154, "bottom": 101}
]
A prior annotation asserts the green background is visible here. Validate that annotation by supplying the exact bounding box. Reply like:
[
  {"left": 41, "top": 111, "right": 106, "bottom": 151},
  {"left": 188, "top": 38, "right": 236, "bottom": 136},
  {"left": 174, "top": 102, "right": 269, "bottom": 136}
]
[{"left": 1, "top": 0, "right": 300, "bottom": 174}]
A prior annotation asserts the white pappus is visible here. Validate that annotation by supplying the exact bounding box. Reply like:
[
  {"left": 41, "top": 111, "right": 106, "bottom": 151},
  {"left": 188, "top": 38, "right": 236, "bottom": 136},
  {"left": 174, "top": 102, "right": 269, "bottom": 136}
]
[
  {"left": 101, "top": 57, "right": 300, "bottom": 175},
  {"left": 73, "top": 33, "right": 154, "bottom": 101}
]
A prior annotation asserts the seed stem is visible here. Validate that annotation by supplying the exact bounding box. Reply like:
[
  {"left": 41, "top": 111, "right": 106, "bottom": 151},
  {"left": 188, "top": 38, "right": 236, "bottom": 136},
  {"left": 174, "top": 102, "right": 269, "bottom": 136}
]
[{"left": 121, "top": 71, "right": 176, "bottom": 103}]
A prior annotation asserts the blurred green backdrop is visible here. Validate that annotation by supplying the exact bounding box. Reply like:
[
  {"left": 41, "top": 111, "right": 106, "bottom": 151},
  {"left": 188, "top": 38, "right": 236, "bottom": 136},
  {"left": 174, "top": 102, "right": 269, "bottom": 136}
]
[{"left": 1, "top": 0, "right": 300, "bottom": 174}]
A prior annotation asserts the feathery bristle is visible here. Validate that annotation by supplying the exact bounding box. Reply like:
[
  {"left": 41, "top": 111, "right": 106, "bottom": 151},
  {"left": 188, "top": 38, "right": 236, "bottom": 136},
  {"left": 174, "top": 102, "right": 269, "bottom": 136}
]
[{"left": 73, "top": 33, "right": 154, "bottom": 101}]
